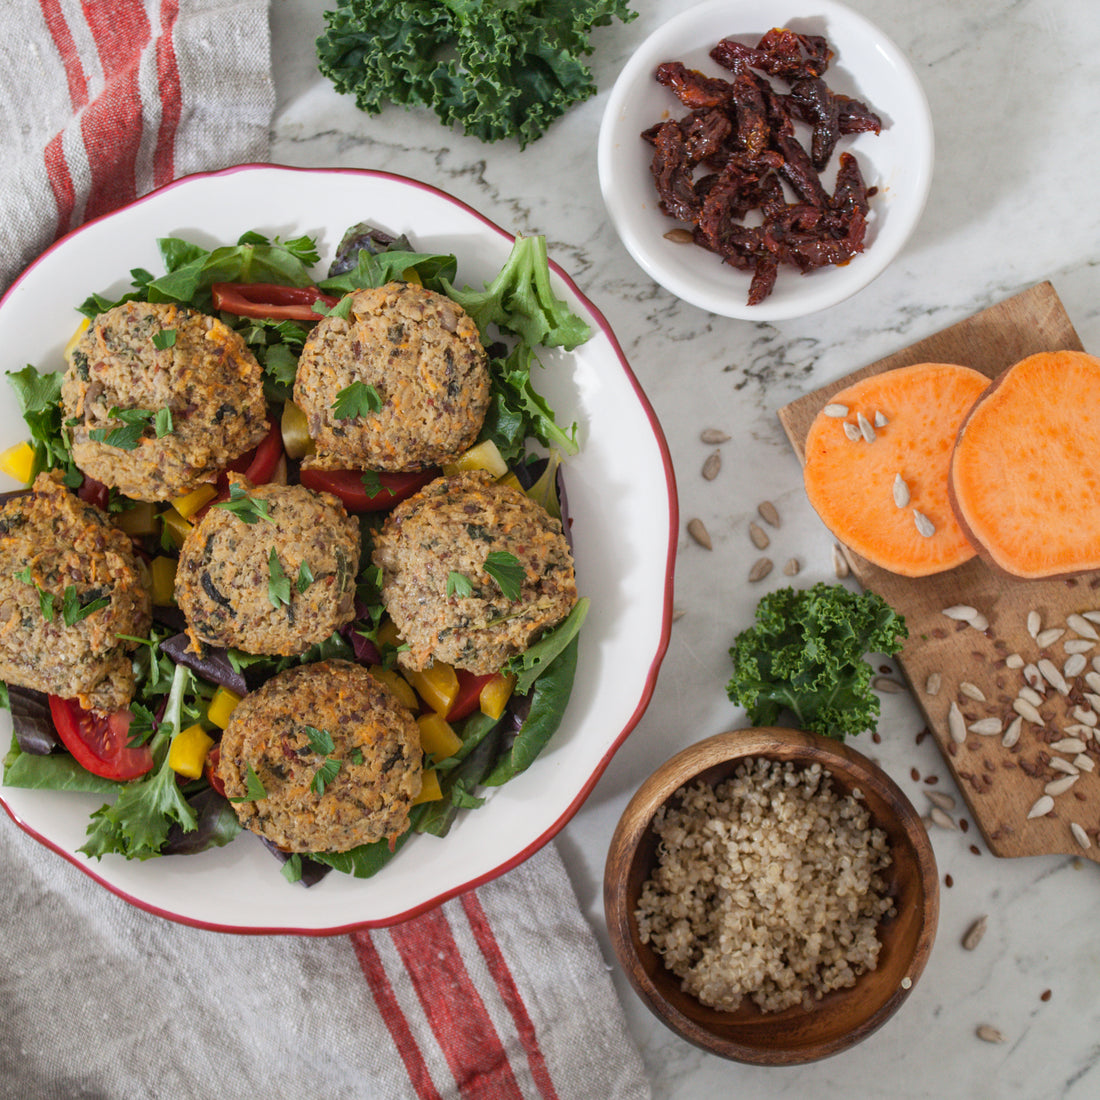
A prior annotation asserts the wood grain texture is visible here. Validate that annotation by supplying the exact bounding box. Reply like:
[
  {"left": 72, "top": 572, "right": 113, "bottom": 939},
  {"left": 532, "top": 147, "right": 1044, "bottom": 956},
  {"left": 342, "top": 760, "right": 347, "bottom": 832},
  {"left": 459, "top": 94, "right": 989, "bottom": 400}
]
[{"left": 778, "top": 282, "right": 1098, "bottom": 861}]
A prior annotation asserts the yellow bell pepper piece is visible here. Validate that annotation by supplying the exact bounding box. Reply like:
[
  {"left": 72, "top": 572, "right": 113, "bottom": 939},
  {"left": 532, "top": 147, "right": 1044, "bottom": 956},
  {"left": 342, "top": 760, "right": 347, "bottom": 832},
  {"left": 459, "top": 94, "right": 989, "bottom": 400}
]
[
  {"left": 280, "top": 399, "right": 316, "bottom": 459},
  {"left": 443, "top": 439, "right": 508, "bottom": 479},
  {"left": 167, "top": 724, "right": 215, "bottom": 779},
  {"left": 369, "top": 665, "right": 419, "bottom": 712},
  {"left": 405, "top": 662, "right": 459, "bottom": 714},
  {"left": 150, "top": 556, "right": 178, "bottom": 606},
  {"left": 172, "top": 484, "right": 218, "bottom": 519},
  {"left": 159, "top": 506, "right": 193, "bottom": 549},
  {"left": 417, "top": 712, "right": 462, "bottom": 760},
  {"left": 114, "top": 500, "right": 158, "bottom": 536},
  {"left": 479, "top": 672, "right": 517, "bottom": 721},
  {"left": 412, "top": 768, "right": 442, "bottom": 804},
  {"left": 62, "top": 317, "right": 91, "bottom": 364},
  {"left": 0, "top": 441, "right": 36, "bottom": 485},
  {"left": 401, "top": 267, "right": 423, "bottom": 286},
  {"left": 374, "top": 617, "right": 402, "bottom": 650},
  {"left": 495, "top": 471, "right": 524, "bottom": 493},
  {"left": 207, "top": 686, "right": 242, "bottom": 730}
]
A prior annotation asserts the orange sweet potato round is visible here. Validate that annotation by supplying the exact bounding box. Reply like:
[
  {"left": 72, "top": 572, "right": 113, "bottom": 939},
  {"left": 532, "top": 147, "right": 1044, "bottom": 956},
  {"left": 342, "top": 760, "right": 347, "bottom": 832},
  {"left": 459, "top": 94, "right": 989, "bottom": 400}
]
[
  {"left": 804, "top": 363, "right": 990, "bottom": 577},
  {"left": 949, "top": 350, "right": 1100, "bottom": 579}
]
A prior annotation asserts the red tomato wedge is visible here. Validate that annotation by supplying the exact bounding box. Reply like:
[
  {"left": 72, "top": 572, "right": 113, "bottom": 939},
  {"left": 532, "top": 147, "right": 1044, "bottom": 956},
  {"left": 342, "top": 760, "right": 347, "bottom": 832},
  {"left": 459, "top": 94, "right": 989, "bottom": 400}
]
[
  {"left": 205, "top": 744, "right": 226, "bottom": 798},
  {"left": 446, "top": 670, "right": 497, "bottom": 722},
  {"left": 211, "top": 282, "right": 340, "bottom": 322},
  {"left": 48, "top": 696, "right": 153, "bottom": 781},
  {"left": 299, "top": 468, "right": 437, "bottom": 513},
  {"left": 222, "top": 417, "right": 283, "bottom": 485}
]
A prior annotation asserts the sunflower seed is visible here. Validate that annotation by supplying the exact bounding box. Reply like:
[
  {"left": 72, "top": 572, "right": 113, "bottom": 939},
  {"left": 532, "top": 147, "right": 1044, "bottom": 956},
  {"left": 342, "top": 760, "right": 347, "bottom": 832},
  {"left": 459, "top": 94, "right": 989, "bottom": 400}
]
[
  {"left": 822, "top": 404, "right": 849, "bottom": 418},
  {"left": 962, "top": 915, "right": 988, "bottom": 950},
  {"left": 687, "top": 518, "right": 712, "bottom": 549},
  {"left": 1002, "top": 715, "right": 1023, "bottom": 748},
  {"left": 748, "top": 557, "right": 773, "bottom": 582},
  {"left": 1093, "top": 655, "right": 1100, "bottom": 675},
  {"left": 948, "top": 701, "right": 967, "bottom": 744},
  {"left": 925, "top": 672, "right": 942, "bottom": 696},
  {"left": 700, "top": 428, "right": 730, "bottom": 444},
  {"left": 1048, "top": 758, "right": 1079, "bottom": 777},
  {"left": 702, "top": 451, "right": 721, "bottom": 480},
  {"left": 1064, "top": 639, "right": 1095, "bottom": 655},
  {"left": 873, "top": 676, "right": 905, "bottom": 694},
  {"left": 1023, "top": 663, "right": 1044, "bottom": 691},
  {"left": 1072, "top": 706, "right": 1097, "bottom": 726},
  {"left": 893, "top": 474, "right": 911, "bottom": 508},
  {"left": 663, "top": 228, "right": 695, "bottom": 243},
  {"left": 1068, "top": 613, "right": 1100, "bottom": 640},
  {"left": 874, "top": 410, "right": 888, "bottom": 428},
  {"left": 1086, "top": 693, "right": 1100, "bottom": 712},
  {"left": 757, "top": 500, "right": 780, "bottom": 528},
  {"left": 1028, "top": 611, "right": 1042, "bottom": 638},
  {"left": 1071, "top": 822, "right": 1092, "bottom": 849},
  {"left": 1050, "top": 737, "right": 1088, "bottom": 754},
  {"left": 1063, "top": 650, "right": 1087, "bottom": 677},
  {"left": 1038, "top": 658, "right": 1069, "bottom": 694},
  {"left": 959, "top": 681, "right": 986, "bottom": 702},
  {"left": 1083, "top": 610, "right": 1100, "bottom": 625},
  {"left": 970, "top": 611, "right": 990, "bottom": 631},
  {"left": 832, "top": 544, "right": 850, "bottom": 579},
  {"left": 942, "top": 605, "right": 978, "bottom": 622},
  {"left": 930, "top": 806, "right": 958, "bottom": 830},
  {"left": 1087, "top": 672, "right": 1100, "bottom": 694},
  {"left": 1045, "top": 774, "right": 1078, "bottom": 796},
  {"left": 857, "top": 411, "right": 876, "bottom": 442},
  {"left": 783, "top": 557, "right": 800, "bottom": 576},
  {"left": 926, "top": 790, "right": 956, "bottom": 812},
  {"left": 748, "top": 521, "right": 770, "bottom": 549},
  {"left": 913, "top": 510, "right": 935, "bottom": 537},
  {"left": 1036, "top": 627, "right": 1065, "bottom": 648},
  {"left": 977, "top": 1025, "right": 1006, "bottom": 1044},
  {"left": 969, "top": 717, "right": 1003, "bottom": 736},
  {"left": 1073, "top": 753, "right": 1094, "bottom": 772},
  {"left": 843, "top": 421, "right": 862, "bottom": 442},
  {"left": 1013, "top": 697, "right": 1044, "bottom": 726},
  {"left": 1063, "top": 723, "right": 1095, "bottom": 738},
  {"left": 671, "top": 608, "right": 686, "bottom": 622},
  {"left": 1027, "top": 794, "right": 1055, "bottom": 819},
  {"left": 1005, "top": 653, "right": 1025, "bottom": 669},
  {"left": 1018, "top": 685, "right": 1043, "bottom": 708}
]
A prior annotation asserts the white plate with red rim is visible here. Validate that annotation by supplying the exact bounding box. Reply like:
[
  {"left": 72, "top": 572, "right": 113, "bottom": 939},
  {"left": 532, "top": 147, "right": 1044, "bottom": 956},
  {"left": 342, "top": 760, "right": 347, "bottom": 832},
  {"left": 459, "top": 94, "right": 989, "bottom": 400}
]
[
  {"left": 0, "top": 164, "right": 677, "bottom": 933},
  {"left": 597, "top": 0, "right": 934, "bottom": 320}
]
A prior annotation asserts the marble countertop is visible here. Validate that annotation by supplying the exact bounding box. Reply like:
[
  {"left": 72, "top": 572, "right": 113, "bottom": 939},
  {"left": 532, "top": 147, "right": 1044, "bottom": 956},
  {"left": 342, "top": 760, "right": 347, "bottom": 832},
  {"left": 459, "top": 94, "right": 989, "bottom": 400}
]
[{"left": 268, "top": 1, "right": 1100, "bottom": 1096}]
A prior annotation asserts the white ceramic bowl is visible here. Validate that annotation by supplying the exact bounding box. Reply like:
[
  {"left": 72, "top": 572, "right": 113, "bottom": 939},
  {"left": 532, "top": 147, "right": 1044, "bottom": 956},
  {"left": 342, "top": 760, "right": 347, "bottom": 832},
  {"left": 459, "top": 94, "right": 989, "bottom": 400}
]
[
  {"left": 597, "top": 0, "right": 934, "bottom": 320},
  {"left": 0, "top": 165, "right": 677, "bottom": 933}
]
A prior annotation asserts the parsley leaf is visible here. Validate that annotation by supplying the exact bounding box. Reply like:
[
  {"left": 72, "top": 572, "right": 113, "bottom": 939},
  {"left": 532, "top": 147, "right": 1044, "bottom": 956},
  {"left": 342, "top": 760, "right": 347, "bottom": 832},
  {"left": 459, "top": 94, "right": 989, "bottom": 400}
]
[
  {"left": 360, "top": 469, "right": 394, "bottom": 500},
  {"left": 61, "top": 585, "right": 110, "bottom": 626},
  {"left": 303, "top": 725, "right": 335, "bottom": 755},
  {"left": 215, "top": 482, "right": 274, "bottom": 524},
  {"left": 446, "top": 571, "right": 473, "bottom": 598},
  {"left": 331, "top": 380, "right": 383, "bottom": 420},
  {"left": 483, "top": 551, "right": 524, "bottom": 601},
  {"left": 37, "top": 587, "right": 55, "bottom": 622},
  {"left": 152, "top": 328, "right": 177, "bottom": 350},
  {"left": 296, "top": 561, "right": 314, "bottom": 594},
  {"left": 311, "top": 757, "right": 341, "bottom": 796},
  {"left": 88, "top": 406, "right": 171, "bottom": 451},
  {"left": 154, "top": 407, "right": 173, "bottom": 437},
  {"left": 229, "top": 763, "right": 268, "bottom": 803},
  {"left": 267, "top": 547, "right": 292, "bottom": 609}
]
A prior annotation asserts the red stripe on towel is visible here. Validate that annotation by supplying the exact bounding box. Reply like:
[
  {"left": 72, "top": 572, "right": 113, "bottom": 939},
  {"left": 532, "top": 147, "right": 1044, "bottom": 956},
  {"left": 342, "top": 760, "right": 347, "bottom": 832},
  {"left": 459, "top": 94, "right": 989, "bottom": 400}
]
[
  {"left": 390, "top": 907, "right": 524, "bottom": 1100},
  {"left": 153, "top": 0, "right": 181, "bottom": 186},
  {"left": 39, "top": 0, "right": 89, "bottom": 108},
  {"left": 349, "top": 930, "right": 444, "bottom": 1100},
  {"left": 43, "top": 131, "right": 77, "bottom": 238},
  {"left": 461, "top": 892, "right": 561, "bottom": 1100}
]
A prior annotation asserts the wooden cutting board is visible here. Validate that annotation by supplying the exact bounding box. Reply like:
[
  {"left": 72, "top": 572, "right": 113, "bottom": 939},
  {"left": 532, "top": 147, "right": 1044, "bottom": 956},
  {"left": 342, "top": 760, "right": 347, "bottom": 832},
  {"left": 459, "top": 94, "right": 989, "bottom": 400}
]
[{"left": 778, "top": 282, "right": 1100, "bottom": 862}]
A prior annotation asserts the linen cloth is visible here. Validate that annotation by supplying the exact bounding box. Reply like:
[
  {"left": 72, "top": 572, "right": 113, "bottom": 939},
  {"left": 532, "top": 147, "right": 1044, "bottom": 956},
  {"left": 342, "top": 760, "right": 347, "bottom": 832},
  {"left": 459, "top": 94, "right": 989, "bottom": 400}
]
[{"left": 0, "top": 3, "right": 651, "bottom": 1097}]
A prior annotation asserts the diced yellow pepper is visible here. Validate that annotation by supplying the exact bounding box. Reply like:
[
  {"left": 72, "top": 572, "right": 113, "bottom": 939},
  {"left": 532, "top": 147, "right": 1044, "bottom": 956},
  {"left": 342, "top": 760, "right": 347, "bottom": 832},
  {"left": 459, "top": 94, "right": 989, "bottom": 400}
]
[
  {"left": 280, "top": 399, "right": 316, "bottom": 459},
  {"left": 62, "top": 317, "right": 91, "bottom": 364},
  {"left": 401, "top": 267, "right": 423, "bottom": 286},
  {"left": 167, "top": 724, "right": 215, "bottom": 779},
  {"left": 417, "top": 711, "right": 463, "bottom": 760},
  {"left": 369, "top": 665, "right": 419, "bottom": 712},
  {"left": 412, "top": 768, "right": 442, "bottom": 804},
  {"left": 172, "top": 484, "right": 218, "bottom": 519},
  {"left": 0, "top": 441, "right": 36, "bottom": 485},
  {"left": 150, "top": 556, "right": 178, "bottom": 606},
  {"left": 443, "top": 439, "right": 508, "bottom": 479},
  {"left": 375, "top": 618, "right": 402, "bottom": 650},
  {"left": 495, "top": 471, "right": 524, "bottom": 493},
  {"left": 114, "top": 500, "right": 158, "bottom": 536},
  {"left": 479, "top": 672, "right": 517, "bottom": 721},
  {"left": 405, "top": 662, "right": 459, "bottom": 714},
  {"left": 207, "top": 686, "right": 242, "bottom": 730},
  {"left": 160, "top": 506, "right": 193, "bottom": 549}
]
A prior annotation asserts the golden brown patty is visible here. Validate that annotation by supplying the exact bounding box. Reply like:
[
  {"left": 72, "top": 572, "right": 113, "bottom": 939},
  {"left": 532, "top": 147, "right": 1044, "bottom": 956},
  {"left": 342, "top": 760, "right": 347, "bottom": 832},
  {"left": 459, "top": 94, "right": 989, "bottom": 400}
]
[
  {"left": 0, "top": 471, "right": 151, "bottom": 711},
  {"left": 372, "top": 470, "right": 577, "bottom": 674},
  {"left": 294, "top": 282, "right": 490, "bottom": 472},
  {"left": 175, "top": 477, "right": 360, "bottom": 656},
  {"left": 216, "top": 659, "right": 422, "bottom": 853},
  {"left": 62, "top": 301, "right": 269, "bottom": 501}
]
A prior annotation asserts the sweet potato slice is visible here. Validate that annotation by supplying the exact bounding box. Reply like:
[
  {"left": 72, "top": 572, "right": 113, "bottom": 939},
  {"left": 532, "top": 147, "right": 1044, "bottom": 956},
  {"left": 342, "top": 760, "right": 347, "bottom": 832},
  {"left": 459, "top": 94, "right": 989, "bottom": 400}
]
[
  {"left": 949, "top": 350, "right": 1100, "bottom": 578},
  {"left": 804, "top": 363, "right": 989, "bottom": 577}
]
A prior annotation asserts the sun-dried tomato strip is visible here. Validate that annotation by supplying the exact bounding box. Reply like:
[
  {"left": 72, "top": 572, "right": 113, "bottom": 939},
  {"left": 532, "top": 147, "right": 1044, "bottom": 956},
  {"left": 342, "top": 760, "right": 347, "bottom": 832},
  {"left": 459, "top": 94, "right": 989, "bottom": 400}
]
[{"left": 655, "top": 61, "right": 734, "bottom": 109}]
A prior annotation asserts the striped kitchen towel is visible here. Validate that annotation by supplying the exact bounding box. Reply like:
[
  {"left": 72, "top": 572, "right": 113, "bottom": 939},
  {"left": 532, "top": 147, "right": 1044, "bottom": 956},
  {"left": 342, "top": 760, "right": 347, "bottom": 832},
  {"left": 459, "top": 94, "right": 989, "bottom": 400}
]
[{"left": 0, "top": 0, "right": 275, "bottom": 294}]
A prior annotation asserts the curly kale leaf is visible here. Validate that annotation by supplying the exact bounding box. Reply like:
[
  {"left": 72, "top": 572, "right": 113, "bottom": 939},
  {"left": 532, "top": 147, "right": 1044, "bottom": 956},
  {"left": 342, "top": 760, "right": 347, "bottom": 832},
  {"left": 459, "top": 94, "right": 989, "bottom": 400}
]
[
  {"left": 316, "top": 0, "right": 637, "bottom": 148},
  {"left": 726, "top": 583, "right": 907, "bottom": 741}
]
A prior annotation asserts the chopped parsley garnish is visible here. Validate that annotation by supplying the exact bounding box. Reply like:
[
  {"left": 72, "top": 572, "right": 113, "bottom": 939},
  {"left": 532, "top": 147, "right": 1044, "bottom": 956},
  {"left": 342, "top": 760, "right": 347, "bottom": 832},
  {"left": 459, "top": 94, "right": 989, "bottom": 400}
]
[
  {"left": 61, "top": 585, "right": 110, "bottom": 626},
  {"left": 215, "top": 482, "right": 274, "bottom": 524},
  {"left": 267, "top": 548, "right": 291, "bottom": 608},
  {"left": 349, "top": 748, "right": 364, "bottom": 766},
  {"left": 281, "top": 854, "right": 303, "bottom": 883},
  {"left": 303, "top": 725, "right": 335, "bottom": 755},
  {"left": 154, "top": 407, "right": 174, "bottom": 437},
  {"left": 332, "top": 380, "right": 383, "bottom": 420},
  {"left": 88, "top": 406, "right": 172, "bottom": 450},
  {"left": 296, "top": 561, "right": 314, "bottom": 594},
  {"left": 13, "top": 566, "right": 32, "bottom": 584},
  {"left": 229, "top": 763, "right": 268, "bottom": 803},
  {"left": 446, "top": 571, "right": 473, "bottom": 598},
  {"left": 152, "top": 328, "right": 177, "bottom": 350},
  {"left": 484, "top": 551, "right": 524, "bottom": 601},
  {"left": 37, "top": 588, "right": 56, "bottom": 622},
  {"left": 311, "top": 757, "right": 341, "bottom": 795},
  {"left": 360, "top": 469, "right": 394, "bottom": 499}
]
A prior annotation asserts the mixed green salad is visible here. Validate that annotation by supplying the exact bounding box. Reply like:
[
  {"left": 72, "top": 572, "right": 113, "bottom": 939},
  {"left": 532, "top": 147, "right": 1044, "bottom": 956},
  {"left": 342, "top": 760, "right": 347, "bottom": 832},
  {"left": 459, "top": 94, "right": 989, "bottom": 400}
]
[{"left": 1, "top": 222, "right": 591, "bottom": 884}]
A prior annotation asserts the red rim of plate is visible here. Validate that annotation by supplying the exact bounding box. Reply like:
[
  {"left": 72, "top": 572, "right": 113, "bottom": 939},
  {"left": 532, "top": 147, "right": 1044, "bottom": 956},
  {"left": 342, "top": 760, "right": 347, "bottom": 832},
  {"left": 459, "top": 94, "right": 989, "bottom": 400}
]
[{"left": 0, "top": 163, "right": 679, "bottom": 935}]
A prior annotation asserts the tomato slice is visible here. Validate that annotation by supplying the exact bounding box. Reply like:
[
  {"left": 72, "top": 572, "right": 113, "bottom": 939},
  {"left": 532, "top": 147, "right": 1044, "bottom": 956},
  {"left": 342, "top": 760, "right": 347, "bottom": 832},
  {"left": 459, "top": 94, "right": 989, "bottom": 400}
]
[
  {"left": 222, "top": 416, "right": 283, "bottom": 485},
  {"left": 47, "top": 696, "right": 153, "bottom": 781},
  {"left": 299, "top": 468, "right": 437, "bottom": 513},
  {"left": 77, "top": 476, "right": 110, "bottom": 512},
  {"left": 211, "top": 282, "right": 340, "bottom": 321},
  {"left": 446, "top": 670, "right": 496, "bottom": 722},
  {"left": 204, "top": 744, "right": 226, "bottom": 798}
]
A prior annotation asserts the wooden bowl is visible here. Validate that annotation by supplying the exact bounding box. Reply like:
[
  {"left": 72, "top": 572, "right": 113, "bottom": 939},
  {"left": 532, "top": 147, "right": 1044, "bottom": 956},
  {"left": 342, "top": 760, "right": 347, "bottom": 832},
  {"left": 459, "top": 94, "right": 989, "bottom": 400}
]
[{"left": 604, "top": 727, "right": 939, "bottom": 1065}]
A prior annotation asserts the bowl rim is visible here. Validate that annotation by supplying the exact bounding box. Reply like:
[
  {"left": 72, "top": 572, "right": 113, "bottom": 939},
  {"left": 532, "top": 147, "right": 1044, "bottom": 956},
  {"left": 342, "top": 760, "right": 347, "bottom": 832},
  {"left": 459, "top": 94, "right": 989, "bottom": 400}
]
[{"left": 603, "top": 726, "right": 940, "bottom": 1064}]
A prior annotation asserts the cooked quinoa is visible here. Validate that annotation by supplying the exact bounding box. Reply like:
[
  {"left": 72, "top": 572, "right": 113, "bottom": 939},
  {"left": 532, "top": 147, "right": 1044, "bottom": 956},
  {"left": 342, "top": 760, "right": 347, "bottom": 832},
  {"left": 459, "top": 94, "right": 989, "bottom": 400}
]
[{"left": 635, "top": 758, "right": 895, "bottom": 1013}]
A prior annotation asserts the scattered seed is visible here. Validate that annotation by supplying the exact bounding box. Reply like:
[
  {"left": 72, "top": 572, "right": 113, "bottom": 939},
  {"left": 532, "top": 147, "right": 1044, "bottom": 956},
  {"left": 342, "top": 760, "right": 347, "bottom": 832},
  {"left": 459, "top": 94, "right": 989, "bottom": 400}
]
[
  {"left": 873, "top": 676, "right": 905, "bottom": 694},
  {"left": 702, "top": 451, "right": 721, "bottom": 480},
  {"left": 832, "top": 544, "right": 850, "bottom": 579},
  {"left": 1064, "top": 654, "right": 1089, "bottom": 678},
  {"left": 1027, "top": 794, "right": 1055, "bottom": 819},
  {"left": 1068, "top": 613, "right": 1100, "bottom": 640},
  {"left": 1027, "top": 611, "right": 1042, "bottom": 638},
  {"left": 1022, "top": 663, "right": 1045, "bottom": 692},
  {"left": 1050, "top": 737, "right": 1087, "bottom": 754},
  {"left": 1002, "top": 715, "right": 1023, "bottom": 748},
  {"left": 1040, "top": 989, "right": 1053, "bottom": 1002},
  {"left": 977, "top": 1025, "right": 1006, "bottom": 1044},
  {"left": 900, "top": 976, "right": 912, "bottom": 990},
  {"left": 1037, "top": 658, "right": 1069, "bottom": 694},
  {"left": 942, "top": 605, "right": 978, "bottom": 622},
  {"left": 959, "top": 681, "right": 986, "bottom": 703},
  {"left": 1004, "top": 653, "right": 1024, "bottom": 669},
  {"left": 893, "top": 474, "right": 911, "bottom": 508},
  {"left": 962, "top": 915, "right": 988, "bottom": 950},
  {"left": 1064, "top": 639, "right": 1095, "bottom": 655},
  {"left": 930, "top": 806, "right": 958, "bottom": 830},
  {"left": 948, "top": 701, "right": 967, "bottom": 744},
  {"left": 969, "top": 717, "right": 1003, "bottom": 736},
  {"left": 1064, "top": 723, "right": 1094, "bottom": 738},
  {"left": 925, "top": 672, "right": 942, "bottom": 696},
  {"left": 857, "top": 411, "right": 876, "bottom": 442},
  {"left": 945, "top": 873, "right": 954, "bottom": 888},
  {"left": 757, "top": 500, "right": 780, "bottom": 528},
  {"left": 913, "top": 510, "right": 935, "bottom": 537},
  {"left": 1017, "top": 685, "right": 1043, "bottom": 708},
  {"left": 1013, "top": 697, "right": 1044, "bottom": 726},
  {"left": 822, "top": 403, "right": 848, "bottom": 419},
  {"left": 1045, "top": 774, "right": 1079, "bottom": 796},
  {"left": 699, "top": 428, "right": 730, "bottom": 444},
  {"left": 874, "top": 410, "right": 888, "bottom": 428},
  {"left": 748, "top": 557, "right": 773, "bottom": 582},
  {"left": 1086, "top": 671, "right": 1100, "bottom": 694},
  {"left": 748, "top": 521, "right": 770, "bottom": 550},
  {"left": 1036, "top": 627, "right": 1065, "bottom": 648},
  {"left": 843, "top": 421, "right": 862, "bottom": 441},
  {"left": 926, "top": 790, "right": 956, "bottom": 812},
  {"left": 663, "top": 227, "right": 695, "bottom": 243},
  {"left": 1073, "top": 706, "right": 1098, "bottom": 727},
  {"left": 1071, "top": 822, "right": 1092, "bottom": 850},
  {"left": 687, "top": 518, "right": 712, "bottom": 549},
  {"left": 782, "top": 557, "right": 800, "bottom": 576},
  {"left": 970, "top": 611, "right": 990, "bottom": 631},
  {"left": 1085, "top": 692, "right": 1100, "bottom": 712},
  {"left": 1073, "top": 753, "right": 1094, "bottom": 772},
  {"left": 1093, "top": 654, "right": 1100, "bottom": 674},
  {"left": 671, "top": 608, "right": 686, "bottom": 622}
]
